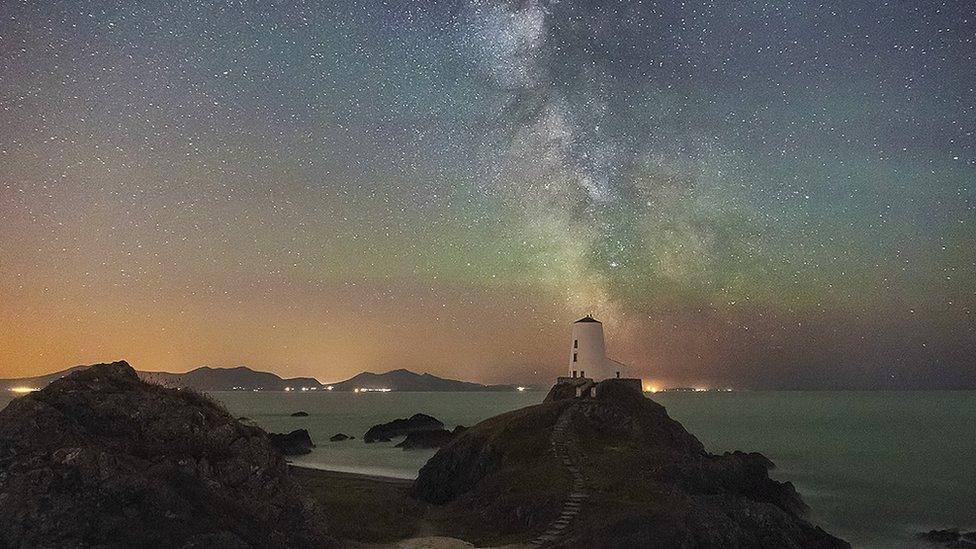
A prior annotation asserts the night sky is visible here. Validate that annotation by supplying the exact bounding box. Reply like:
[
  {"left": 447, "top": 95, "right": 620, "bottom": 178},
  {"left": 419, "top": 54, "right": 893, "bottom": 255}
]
[{"left": 1, "top": 0, "right": 974, "bottom": 388}]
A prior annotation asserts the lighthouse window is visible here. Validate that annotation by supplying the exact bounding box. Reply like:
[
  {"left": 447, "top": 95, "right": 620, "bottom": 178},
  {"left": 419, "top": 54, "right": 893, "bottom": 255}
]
[
  {"left": 573, "top": 353, "right": 578, "bottom": 362},
  {"left": 573, "top": 339, "right": 578, "bottom": 348}
]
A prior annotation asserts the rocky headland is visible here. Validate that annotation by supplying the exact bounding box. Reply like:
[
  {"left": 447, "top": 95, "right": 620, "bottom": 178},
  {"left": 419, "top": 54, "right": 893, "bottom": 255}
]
[
  {"left": 412, "top": 378, "right": 848, "bottom": 548},
  {"left": 0, "top": 361, "right": 334, "bottom": 548}
]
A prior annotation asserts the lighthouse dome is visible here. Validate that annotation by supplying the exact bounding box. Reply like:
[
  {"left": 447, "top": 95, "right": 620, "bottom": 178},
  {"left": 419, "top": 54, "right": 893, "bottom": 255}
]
[{"left": 574, "top": 315, "right": 601, "bottom": 324}]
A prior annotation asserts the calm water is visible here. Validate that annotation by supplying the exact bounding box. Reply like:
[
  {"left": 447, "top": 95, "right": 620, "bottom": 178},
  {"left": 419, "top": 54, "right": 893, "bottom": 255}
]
[{"left": 2, "top": 390, "right": 973, "bottom": 548}]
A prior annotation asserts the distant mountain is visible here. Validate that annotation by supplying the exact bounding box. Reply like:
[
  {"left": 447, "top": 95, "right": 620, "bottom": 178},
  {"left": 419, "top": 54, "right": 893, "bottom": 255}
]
[
  {"left": 329, "top": 369, "right": 517, "bottom": 392},
  {"left": 1, "top": 365, "right": 322, "bottom": 393},
  {"left": 139, "top": 366, "right": 322, "bottom": 391},
  {"left": 3, "top": 365, "right": 525, "bottom": 394},
  {"left": 0, "top": 366, "right": 91, "bottom": 392}
]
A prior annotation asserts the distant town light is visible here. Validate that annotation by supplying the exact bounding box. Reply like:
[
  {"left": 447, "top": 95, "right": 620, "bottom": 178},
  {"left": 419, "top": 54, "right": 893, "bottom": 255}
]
[
  {"left": 325, "top": 385, "right": 334, "bottom": 391},
  {"left": 516, "top": 386, "right": 526, "bottom": 392},
  {"left": 354, "top": 387, "right": 391, "bottom": 393},
  {"left": 284, "top": 387, "right": 293, "bottom": 392},
  {"left": 9, "top": 386, "right": 38, "bottom": 394}
]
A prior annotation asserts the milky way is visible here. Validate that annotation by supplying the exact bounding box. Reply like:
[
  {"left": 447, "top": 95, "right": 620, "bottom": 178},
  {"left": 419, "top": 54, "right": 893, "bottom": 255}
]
[{"left": 1, "top": 0, "right": 974, "bottom": 388}]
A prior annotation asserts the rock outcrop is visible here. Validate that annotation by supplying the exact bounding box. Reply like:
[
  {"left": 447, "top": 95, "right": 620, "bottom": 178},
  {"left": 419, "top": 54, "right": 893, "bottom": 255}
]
[
  {"left": 917, "top": 529, "right": 976, "bottom": 547},
  {"left": 0, "top": 361, "right": 335, "bottom": 548},
  {"left": 394, "top": 426, "right": 466, "bottom": 450},
  {"left": 329, "top": 433, "right": 352, "bottom": 442},
  {"left": 412, "top": 378, "right": 847, "bottom": 548},
  {"left": 363, "top": 413, "right": 444, "bottom": 443},
  {"left": 291, "top": 411, "right": 309, "bottom": 417},
  {"left": 268, "top": 429, "right": 315, "bottom": 456}
]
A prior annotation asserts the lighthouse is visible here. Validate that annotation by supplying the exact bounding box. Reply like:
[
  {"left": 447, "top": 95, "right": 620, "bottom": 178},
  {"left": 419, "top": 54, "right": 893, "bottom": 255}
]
[
  {"left": 557, "top": 315, "right": 642, "bottom": 396},
  {"left": 567, "top": 315, "right": 626, "bottom": 381}
]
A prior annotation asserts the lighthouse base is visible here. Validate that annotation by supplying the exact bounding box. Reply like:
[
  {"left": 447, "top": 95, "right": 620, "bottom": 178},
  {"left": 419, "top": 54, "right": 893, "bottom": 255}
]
[{"left": 554, "top": 376, "right": 643, "bottom": 398}]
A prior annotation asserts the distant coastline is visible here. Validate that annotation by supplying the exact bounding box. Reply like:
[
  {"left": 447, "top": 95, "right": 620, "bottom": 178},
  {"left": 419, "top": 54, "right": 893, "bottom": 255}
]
[{"left": 0, "top": 365, "right": 534, "bottom": 393}]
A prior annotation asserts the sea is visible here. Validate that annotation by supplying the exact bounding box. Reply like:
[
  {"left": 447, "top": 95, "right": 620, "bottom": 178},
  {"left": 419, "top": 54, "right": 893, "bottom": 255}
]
[{"left": 3, "top": 389, "right": 973, "bottom": 548}]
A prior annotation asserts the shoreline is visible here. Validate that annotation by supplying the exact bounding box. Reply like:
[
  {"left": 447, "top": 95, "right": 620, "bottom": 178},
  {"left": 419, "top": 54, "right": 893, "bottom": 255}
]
[
  {"left": 288, "top": 465, "right": 527, "bottom": 548},
  {"left": 288, "top": 463, "right": 414, "bottom": 484}
]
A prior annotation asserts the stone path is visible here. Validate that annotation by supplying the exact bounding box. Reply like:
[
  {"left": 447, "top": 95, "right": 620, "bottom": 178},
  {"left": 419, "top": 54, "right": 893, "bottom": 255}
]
[{"left": 529, "top": 404, "right": 587, "bottom": 547}]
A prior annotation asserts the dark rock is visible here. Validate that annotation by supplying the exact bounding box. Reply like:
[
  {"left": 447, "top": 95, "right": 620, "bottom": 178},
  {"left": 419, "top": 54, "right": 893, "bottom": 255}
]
[
  {"left": 918, "top": 530, "right": 961, "bottom": 543},
  {"left": 0, "top": 361, "right": 335, "bottom": 548},
  {"left": 395, "top": 428, "right": 460, "bottom": 450},
  {"left": 363, "top": 413, "right": 443, "bottom": 443},
  {"left": 329, "top": 433, "right": 351, "bottom": 442},
  {"left": 916, "top": 528, "right": 976, "bottom": 547},
  {"left": 291, "top": 411, "right": 309, "bottom": 417},
  {"left": 268, "top": 429, "right": 314, "bottom": 456},
  {"left": 412, "top": 378, "right": 847, "bottom": 548}
]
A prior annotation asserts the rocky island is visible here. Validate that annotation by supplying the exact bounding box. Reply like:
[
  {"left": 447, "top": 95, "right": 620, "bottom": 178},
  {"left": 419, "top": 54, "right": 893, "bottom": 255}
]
[{"left": 363, "top": 413, "right": 444, "bottom": 443}]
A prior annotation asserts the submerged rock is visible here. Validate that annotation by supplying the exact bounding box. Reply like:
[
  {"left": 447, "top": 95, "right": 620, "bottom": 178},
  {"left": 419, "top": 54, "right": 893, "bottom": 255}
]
[
  {"left": 329, "top": 433, "right": 352, "bottom": 442},
  {"left": 268, "top": 429, "right": 314, "bottom": 455},
  {"left": 363, "top": 413, "right": 443, "bottom": 443},
  {"left": 291, "top": 411, "right": 309, "bottom": 417},
  {"left": 412, "top": 378, "right": 847, "bottom": 548},
  {"left": 0, "top": 361, "right": 335, "bottom": 548}
]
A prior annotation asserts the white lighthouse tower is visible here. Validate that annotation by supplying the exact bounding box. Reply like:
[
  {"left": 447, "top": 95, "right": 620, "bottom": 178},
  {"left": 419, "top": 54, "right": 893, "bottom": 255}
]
[{"left": 567, "top": 315, "right": 625, "bottom": 381}]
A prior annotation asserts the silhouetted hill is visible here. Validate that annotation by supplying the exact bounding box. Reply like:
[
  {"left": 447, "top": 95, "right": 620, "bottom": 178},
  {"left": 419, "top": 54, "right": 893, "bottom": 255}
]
[
  {"left": 140, "top": 366, "right": 322, "bottom": 391},
  {"left": 1, "top": 365, "right": 322, "bottom": 392},
  {"left": 0, "top": 365, "right": 90, "bottom": 391},
  {"left": 0, "top": 361, "right": 335, "bottom": 547},
  {"left": 330, "top": 368, "right": 516, "bottom": 392}
]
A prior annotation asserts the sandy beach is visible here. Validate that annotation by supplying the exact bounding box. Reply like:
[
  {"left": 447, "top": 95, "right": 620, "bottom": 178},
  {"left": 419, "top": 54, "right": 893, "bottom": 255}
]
[{"left": 289, "top": 466, "right": 518, "bottom": 548}]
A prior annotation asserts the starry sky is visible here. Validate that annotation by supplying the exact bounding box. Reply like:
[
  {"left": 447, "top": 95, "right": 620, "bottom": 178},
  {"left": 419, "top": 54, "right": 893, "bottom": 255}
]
[{"left": 1, "top": 0, "right": 974, "bottom": 389}]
